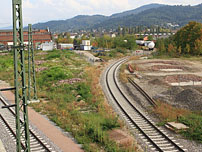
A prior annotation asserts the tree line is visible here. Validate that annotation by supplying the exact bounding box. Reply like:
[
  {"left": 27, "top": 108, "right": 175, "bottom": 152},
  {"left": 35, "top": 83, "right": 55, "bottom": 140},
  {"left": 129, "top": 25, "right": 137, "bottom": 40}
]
[{"left": 156, "top": 21, "right": 202, "bottom": 56}]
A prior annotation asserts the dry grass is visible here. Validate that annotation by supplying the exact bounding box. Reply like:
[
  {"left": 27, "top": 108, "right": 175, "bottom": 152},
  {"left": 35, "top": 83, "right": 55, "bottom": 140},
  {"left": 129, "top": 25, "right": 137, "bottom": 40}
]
[
  {"left": 119, "top": 64, "right": 128, "bottom": 83},
  {"left": 128, "top": 56, "right": 139, "bottom": 62},
  {"left": 154, "top": 100, "right": 190, "bottom": 121},
  {"left": 85, "top": 66, "right": 103, "bottom": 104}
]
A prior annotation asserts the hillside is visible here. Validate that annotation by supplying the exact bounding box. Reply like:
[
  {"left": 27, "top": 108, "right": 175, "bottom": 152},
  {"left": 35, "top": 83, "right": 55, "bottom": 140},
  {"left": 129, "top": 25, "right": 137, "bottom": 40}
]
[
  {"left": 111, "top": 3, "right": 164, "bottom": 18},
  {"left": 32, "top": 3, "right": 202, "bottom": 32},
  {"left": 32, "top": 3, "right": 163, "bottom": 32},
  {"left": 94, "top": 4, "right": 202, "bottom": 29},
  {"left": 33, "top": 15, "right": 108, "bottom": 32}
]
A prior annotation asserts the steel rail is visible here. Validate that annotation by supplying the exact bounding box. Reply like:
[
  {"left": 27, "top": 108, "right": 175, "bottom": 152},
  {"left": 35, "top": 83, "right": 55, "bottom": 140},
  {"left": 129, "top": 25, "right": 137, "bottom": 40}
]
[
  {"left": 127, "top": 77, "right": 157, "bottom": 107},
  {"left": 0, "top": 95, "right": 51, "bottom": 152},
  {"left": 0, "top": 114, "right": 26, "bottom": 150},
  {"left": 105, "top": 58, "right": 185, "bottom": 152}
]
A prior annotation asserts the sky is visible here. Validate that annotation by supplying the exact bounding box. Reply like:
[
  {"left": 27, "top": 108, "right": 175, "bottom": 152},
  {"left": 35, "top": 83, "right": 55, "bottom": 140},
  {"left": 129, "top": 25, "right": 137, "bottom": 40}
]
[{"left": 0, "top": 0, "right": 201, "bottom": 28}]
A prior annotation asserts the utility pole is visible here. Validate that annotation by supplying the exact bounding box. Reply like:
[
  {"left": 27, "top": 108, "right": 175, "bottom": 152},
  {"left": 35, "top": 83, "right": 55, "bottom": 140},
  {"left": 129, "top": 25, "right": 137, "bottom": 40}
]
[
  {"left": 12, "top": 0, "right": 30, "bottom": 151},
  {"left": 28, "top": 24, "right": 37, "bottom": 101}
]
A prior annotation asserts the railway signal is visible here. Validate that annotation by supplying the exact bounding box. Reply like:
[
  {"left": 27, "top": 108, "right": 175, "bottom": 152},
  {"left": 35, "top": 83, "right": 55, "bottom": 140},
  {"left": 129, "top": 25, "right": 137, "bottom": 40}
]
[
  {"left": 12, "top": 0, "right": 31, "bottom": 151},
  {"left": 28, "top": 24, "right": 38, "bottom": 102}
]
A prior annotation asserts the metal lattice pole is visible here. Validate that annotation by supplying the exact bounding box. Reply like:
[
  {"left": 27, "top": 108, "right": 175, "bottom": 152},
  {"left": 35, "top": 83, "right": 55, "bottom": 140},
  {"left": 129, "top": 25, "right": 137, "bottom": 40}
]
[
  {"left": 28, "top": 24, "right": 37, "bottom": 101},
  {"left": 12, "top": 0, "right": 30, "bottom": 151}
]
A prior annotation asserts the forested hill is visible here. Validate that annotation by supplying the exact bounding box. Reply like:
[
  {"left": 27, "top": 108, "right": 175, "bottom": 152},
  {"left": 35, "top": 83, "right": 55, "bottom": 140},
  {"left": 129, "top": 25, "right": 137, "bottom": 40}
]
[
  {"left": 110, "top": 3, "right": 164, "bottom": 18},
  {"left": 33, "top": 15, "right": 108, "bottom": 32},
  {"left": 32, "top": 3, "right": 202, "bottom": 32},
  {"left": 94, "top": 4, "right": 202, "bottom": 29}
]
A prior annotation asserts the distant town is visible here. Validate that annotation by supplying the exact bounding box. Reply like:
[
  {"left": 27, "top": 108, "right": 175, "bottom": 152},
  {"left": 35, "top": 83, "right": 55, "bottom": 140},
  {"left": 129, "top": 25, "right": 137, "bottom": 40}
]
[{"left": 0, "top": 24, "right": 178, "bottom": 52}]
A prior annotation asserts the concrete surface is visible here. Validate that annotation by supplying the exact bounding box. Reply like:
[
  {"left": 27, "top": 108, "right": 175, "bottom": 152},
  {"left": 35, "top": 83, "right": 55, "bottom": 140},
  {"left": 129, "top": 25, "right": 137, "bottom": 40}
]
[{"left": 0, "top": 140, "right": 6, "bottom": 152}]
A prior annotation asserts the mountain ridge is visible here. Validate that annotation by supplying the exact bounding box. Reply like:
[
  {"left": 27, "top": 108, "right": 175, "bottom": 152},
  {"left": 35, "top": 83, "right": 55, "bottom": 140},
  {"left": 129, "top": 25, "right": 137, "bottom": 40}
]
[{"left": 32, "top": 3, "right": 202, "bottom": 32}]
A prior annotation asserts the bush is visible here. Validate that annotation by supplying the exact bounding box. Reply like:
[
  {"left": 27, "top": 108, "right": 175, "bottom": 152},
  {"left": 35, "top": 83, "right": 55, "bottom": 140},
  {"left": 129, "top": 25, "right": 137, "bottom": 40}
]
[
  {"left": 38, "top": 67, "right": 70, "bottom": 86},
  {"left": 45, "top": 51, "right": 61, "bottom": 60},
  {"left": 0, "top": 57, "right": 13, "bottom": 71},
  {"left": 101, "top": 116, "right": 120, "bottom": 130},
  {"left": 178, "top": 114, "right": 202, "bottom": 142},
  {"left": 76, "top": 83, "right": 92, "bottom": 102}
]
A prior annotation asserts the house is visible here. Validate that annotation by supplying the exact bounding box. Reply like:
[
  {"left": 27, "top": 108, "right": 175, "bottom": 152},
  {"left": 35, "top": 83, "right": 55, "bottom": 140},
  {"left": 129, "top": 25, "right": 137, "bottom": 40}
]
[{"left": 80, "top": 40, "right": 92, "bottom": 51}]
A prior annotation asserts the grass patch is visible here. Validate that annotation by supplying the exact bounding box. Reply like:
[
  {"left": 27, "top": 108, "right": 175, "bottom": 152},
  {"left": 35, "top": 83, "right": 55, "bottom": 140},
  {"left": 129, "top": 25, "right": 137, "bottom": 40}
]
[
  {"left": 0, "top": 50, "right": 139, "bottom": 151},
  {"left": 154, "top": 101, "right": 202, "bottom": 142},
  {"left": 45, "top": 50, "right": 61, "bottom": 60},
  {"left": 119, "top": 64, "right": 128, "bottom": 83},
  {"left": 178, "top": 113, "right": 202, "bottom": 142},
  {"left": 4, "top": 50, "right": 137, "bottom": 151},
  {"left": 0, "top": 53, "right": 14, "bottom": 83}
]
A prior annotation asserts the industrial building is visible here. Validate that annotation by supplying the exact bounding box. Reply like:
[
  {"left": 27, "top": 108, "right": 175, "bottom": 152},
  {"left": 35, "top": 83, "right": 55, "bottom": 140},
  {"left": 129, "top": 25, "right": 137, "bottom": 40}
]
[{"left": 0, "top": 29, "right": 52, "bottom": 49}]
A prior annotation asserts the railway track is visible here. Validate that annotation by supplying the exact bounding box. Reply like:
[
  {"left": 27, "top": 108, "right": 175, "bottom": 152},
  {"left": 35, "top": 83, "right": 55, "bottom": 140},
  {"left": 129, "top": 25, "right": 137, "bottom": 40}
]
[
  {"left": 0, "top": 94, "right": 53, "bottom": 152},
  {"left": 127, "top": 77, "right": 157, "bottom": 107},
  {"left": 104, "top": 58, "right": 186, "bottom": 152}
]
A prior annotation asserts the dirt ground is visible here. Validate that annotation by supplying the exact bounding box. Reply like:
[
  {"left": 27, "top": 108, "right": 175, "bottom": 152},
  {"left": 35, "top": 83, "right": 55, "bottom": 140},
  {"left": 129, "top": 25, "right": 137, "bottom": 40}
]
[{"left": 128, "top": 58, "right": 202, "bottom": 111}]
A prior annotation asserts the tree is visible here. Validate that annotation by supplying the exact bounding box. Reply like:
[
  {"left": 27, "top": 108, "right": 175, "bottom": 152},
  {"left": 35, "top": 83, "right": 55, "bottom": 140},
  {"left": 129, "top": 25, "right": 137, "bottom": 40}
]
[
  {"left": 148, "top": 35, "right": 153, "bottom": 41},
  {"left": 174, "top": 21, "right": 202, "bottom": 55},
  {"left": 156, "top": 39, "right": 166, "bottom": 52},
  {"left": 185, "top": 44, "right": 191, "bottom": 54},
  {"left": 178, "top": 46, "right": 182, "bottom": 55},
  {"left": 194, "top": 39, "right": 202, "bottom": 55}
]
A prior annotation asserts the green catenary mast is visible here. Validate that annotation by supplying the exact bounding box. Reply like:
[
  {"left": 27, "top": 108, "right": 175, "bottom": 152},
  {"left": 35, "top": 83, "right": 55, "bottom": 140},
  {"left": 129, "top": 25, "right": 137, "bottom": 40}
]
[
  {"left": 28, "top": 24, "right": 37, "bottom": 101},
  {"left": 12, "top": 0, "right": 30, "bottom": 151}
]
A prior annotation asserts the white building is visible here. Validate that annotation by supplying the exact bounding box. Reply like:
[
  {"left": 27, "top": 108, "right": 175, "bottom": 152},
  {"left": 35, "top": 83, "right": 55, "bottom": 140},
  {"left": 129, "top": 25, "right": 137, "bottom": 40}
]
[
  {"left": 82, "top": 40, "right": 91, "bottom": 46},
  {"left": 80, "top": 45, "right": 92, "bottom": 51},
  {"left": 80, "top": 40, "right": 91, "bottom": 50},
  {"left": 40, "top": 42, "right": 56, "bottom": 51},
  {"left": 58, "top": 43, "right": 74, "bottom": 50}
]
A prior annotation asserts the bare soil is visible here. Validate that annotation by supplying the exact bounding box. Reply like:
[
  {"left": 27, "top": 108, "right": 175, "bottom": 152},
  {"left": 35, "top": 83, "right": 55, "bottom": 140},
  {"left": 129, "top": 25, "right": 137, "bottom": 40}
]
[
  {"left": 128, "top": 58, "right": 202, "bottom": 111},
  {"left": 124, "top": 58, "right": 202, "bottom": 151}
]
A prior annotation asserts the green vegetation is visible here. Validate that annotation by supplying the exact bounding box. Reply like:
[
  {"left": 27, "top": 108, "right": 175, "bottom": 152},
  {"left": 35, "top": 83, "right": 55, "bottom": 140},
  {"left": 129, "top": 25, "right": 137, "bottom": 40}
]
[
  {"left": 0, "top": 54, "right": 14, "bottom": 83},
  {"left": 174, "top": 22, "right": 202, "bottom": 55},
  {"left": 178, "top": 113, "right": 202, "bottom": 142},
  {"left": 0, "top": 50, "right": 137, "bottom": 151},
  {"left": 155, "top": 21, "right": 202, "bottom": 57},
  {"left": 154, "top": 101, "right": 202, "bottom": 143},
  {"left": 90, "top": 34, "right": 138, "bottom": 61}
]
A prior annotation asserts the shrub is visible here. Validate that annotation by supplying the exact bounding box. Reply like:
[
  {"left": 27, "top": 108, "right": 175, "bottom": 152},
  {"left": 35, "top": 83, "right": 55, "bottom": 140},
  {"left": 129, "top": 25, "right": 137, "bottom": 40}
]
[
  {"left": 178, "top": 114, "right": 202, "bottom": 142},
  {"left": 45, "top": 51, "right": 61, "bottom": 60},
  {"left": 38, "top": 67, "right": 70, "bottom": 86},
  {"left": 76, "top": 83, "right": 92, "bottom": 102}
]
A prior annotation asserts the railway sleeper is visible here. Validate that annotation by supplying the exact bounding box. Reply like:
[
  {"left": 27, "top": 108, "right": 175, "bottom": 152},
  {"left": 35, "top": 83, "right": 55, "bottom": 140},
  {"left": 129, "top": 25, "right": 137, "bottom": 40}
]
[
  {"left": 151, "top": 137, "right": 165, "bottom": 141},
  {"left": 160, "top": 146, "right": 175, "bottom": 150},
  {"left": 163, "top": 150, "right": 179, "bottom": 152},
  {"left": 30, "top": 146, "right": 44, "bottom": 151},
  {"left": 154, "top": 140, "right": 169, "bottom": 144},
  {"left": 143, "top": 130, "right": 158, "bottom": 134}
]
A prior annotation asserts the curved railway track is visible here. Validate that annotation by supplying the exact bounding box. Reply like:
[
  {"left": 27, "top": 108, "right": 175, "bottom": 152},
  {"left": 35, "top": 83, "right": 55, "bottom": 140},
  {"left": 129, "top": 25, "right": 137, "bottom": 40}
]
[
  {"left": 127, "top": 77, "right": 157, "bottom": 107},
  {"left": 104, "top": 58, "right": 186, "bottom": 152},
  {"left": 0, "top": 94, "right": 53, "bottom": 152}
]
